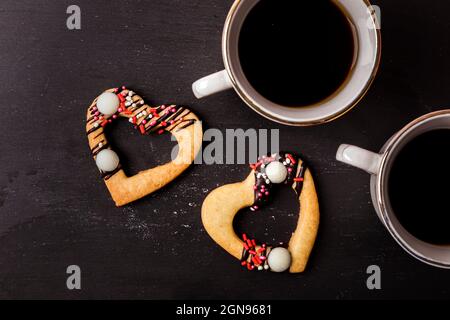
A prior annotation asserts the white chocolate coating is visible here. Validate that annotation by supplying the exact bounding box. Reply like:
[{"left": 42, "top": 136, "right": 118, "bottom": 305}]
[
  {"left": 267, "top": 247, "right": 291, "bottom": 273},
  {"left": 97, "top": 92, "right": 120, "bottom": 116},
  {"left": 265, "top": 161, "right": 288, "bottom": 184},
  {"left": 96, "top": 149, "right": 120, "bottom": 172}
]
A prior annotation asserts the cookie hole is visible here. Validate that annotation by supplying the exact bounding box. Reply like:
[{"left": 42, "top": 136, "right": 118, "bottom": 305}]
[
  {"left": 233, "top": 185, "right": 300, "bottom": 246},
  {"left": 105, "top": 119, "right": 177, "bottom": 177}
]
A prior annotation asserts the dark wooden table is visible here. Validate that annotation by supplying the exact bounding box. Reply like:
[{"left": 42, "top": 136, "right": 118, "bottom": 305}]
[{"left": 0, "top": 0, "right": 449, "bottom": 299}]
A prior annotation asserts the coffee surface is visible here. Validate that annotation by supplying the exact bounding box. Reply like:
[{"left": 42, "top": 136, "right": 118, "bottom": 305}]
[
  {"left": 388, "top": 129, "right": 450, "bottom": 245},
  {"left": 239, "top": 0, "right": 355, "bottom": 107}
]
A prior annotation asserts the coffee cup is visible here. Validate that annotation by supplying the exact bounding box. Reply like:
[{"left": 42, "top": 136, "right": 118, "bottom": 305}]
[
  {"left": 336, "top": 110, "right": 450, "bottom": 268},
  {"left": 192, "top": 0, "right": 381, "bottom": 126}
]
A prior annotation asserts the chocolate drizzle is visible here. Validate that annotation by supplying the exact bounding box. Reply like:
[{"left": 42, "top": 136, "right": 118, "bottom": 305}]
[
  {"left": 294, "top": 162, "right": 307, "bottom": 195},
  {"left": 102, "top": 165, "right": 122, "bottom": 181},
  {"left": 250, "top": 152, "right": 307, "bottom": 211}
]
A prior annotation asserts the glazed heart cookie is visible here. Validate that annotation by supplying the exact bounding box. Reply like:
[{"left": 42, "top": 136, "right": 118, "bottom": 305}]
[
  {"left": 86, "top": 86, "right": 202, "bottom": 207},
  {"left": 202, "top": 153, "right": 319, "bottom": 273}
]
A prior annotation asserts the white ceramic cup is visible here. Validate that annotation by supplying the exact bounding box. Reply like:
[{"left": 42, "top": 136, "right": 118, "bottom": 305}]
[
  {"left": 192, "top": 0, "right": 381, "bottom": 126},
  {"left": 336, "top": 110, "right": 450, "bottom": 268}
]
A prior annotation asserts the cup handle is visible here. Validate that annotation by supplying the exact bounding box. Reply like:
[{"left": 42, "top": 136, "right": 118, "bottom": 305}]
[
  {"left": 336, "top": 144, "right": 382, "bottom": 175},
  {"left": 192, "top": 70, "right": 233, "bottom": 99}
]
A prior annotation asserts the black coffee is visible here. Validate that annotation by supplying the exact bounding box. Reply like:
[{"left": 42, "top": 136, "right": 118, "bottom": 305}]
[
  {"left": 388, "top": 129, "right": 450, "bottom": 245},
  {"left": 239, "top": 0, "right": 355, "bottom": 107}
]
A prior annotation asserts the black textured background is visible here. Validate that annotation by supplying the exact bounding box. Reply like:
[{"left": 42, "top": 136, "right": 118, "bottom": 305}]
[{"left": 0, "top": 0, "right": 449, "bottom": 299}]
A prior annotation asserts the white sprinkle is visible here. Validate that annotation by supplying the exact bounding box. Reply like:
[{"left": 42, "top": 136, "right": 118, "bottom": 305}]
[
  {"left": 129, "top": 118, "right": 134, "bottom": 123},
  {"left": 148, "top": 115, "right": 153, "bottom": 119},
  {"left": 98, "top": 142, "right": 103, "bottom": 147},
  {"left": 283, "top": 162, "right": 287, "bottom": 166},
  {"left": 126, "top": 96, "right": 132, "bottom": 101},
  {"left": 140, "top": 100, "right": 144, "bottom": 105},
  {"left": 142, "top": 110, "right": 147, "bottom": 116},
  {"left": 132, "top": 103, "right": 136, "bottom": 108},
  {"left": 125, "top": 101, "right": 132, "bottom": 107},
  {"left": 93, "top": 123, "right": 99, "bottom": 128},
  {"left": 258, "top": 266, "right": 263, "bottom": 271},
  {"left": 286, "top": 158, "right": 291, "bottom": 164},
  {"left": 128, "top": 91, "right": 134, "bottom": 96},
  {"left": 265, "top": 179, "right": 270, "bottom": 184},
  {"left": 264, "top": 265, "right": 269, "bottom": 270}
]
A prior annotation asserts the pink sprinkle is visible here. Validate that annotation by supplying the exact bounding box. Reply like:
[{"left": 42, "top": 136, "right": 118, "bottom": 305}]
[
  {"left": 170, "top": 120, "right": 175, "bottom": 125},
  {"left": 94, "top": 116, "right": 99, "bottom": 121},
  {"left": 253, "top": 185, "right": 257, "bottom": 190},
  {"left": 265, "top": 192, "right": 269, "bottom": 196},
  {"left": 95, "top": 111, "right": 100, "bottom": 116},
  {"left": 258, "top": 193, "right": 262, "bottom": 198},
  {"left": 142, "top": 120, "right": 147, "bottom": 124},
  {"left": 93, "top": 106, "right": 97, "bottom": 111},
  {"left": 118, "top": 108, "right": 123, "bottom": 112},
  {"left": 150, "top": 121, "right": 157, "bottom": 126},
  {"left": 161, "top": 105, "right": 166, "bottom": 110},
  {"left": 171, "top": 107, "right": 176, "bottom": 113},
  {"left": 122, "top": 86, "right": 126, "bottom": 90},
  {"left": 254, "top": 206, "right": 259, "bottom": 210},
  {"left": 112, "top": 115, "right": 117, "bottom": 119},
  {"left": 288, "top": 168, "right": 293, "bottom": 173},
  {"left": 108, "top": 119, "right": 112, "bottom": 123},
  {"left": 113, "top": 88, "right": 118, "bottom": 93}
]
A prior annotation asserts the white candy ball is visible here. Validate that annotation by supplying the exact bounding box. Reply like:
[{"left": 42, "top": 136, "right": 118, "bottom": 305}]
[
  {"left": 267, "top": 247, "right": 291, "bottom": 273},
  {"left": 265, "top": 161, "right": 288, "bottom": 184},
  {"left": 96, "top": 149, "right": 120, "bottom": 172},
  {"left": 97, "top": 92, "right": 120, "bottom": 116}
]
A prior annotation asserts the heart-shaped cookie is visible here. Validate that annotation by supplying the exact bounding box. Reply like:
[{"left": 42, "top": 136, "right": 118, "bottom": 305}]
[
  {"left": 86, "top": 86, "right": 203, "bottom": 206},
  {"left": 201, "top": 153, "right": 319, "bottom": 273}
]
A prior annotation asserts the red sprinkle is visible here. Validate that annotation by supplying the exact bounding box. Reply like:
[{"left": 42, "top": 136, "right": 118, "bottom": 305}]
[
  {"left": 294, "top": 177, "right": 304, "bottom": 182},
  {"left": 118, "top": 94, "right": 125, "bottom": 102},
  {"left": 139, "top": 124, "right": 146, "bottom": 134},
  {"left": 157, "top": 129, "right": 165, "bottom": 135},
  {"left": 286, "top": 154, "right": 296, "bottom": 164},
  {"left": 100, "top": 120, "right": 108, "bottom": 127},
  {"left": 243, "top": 234, "right": 248, "bottom": 241}
]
